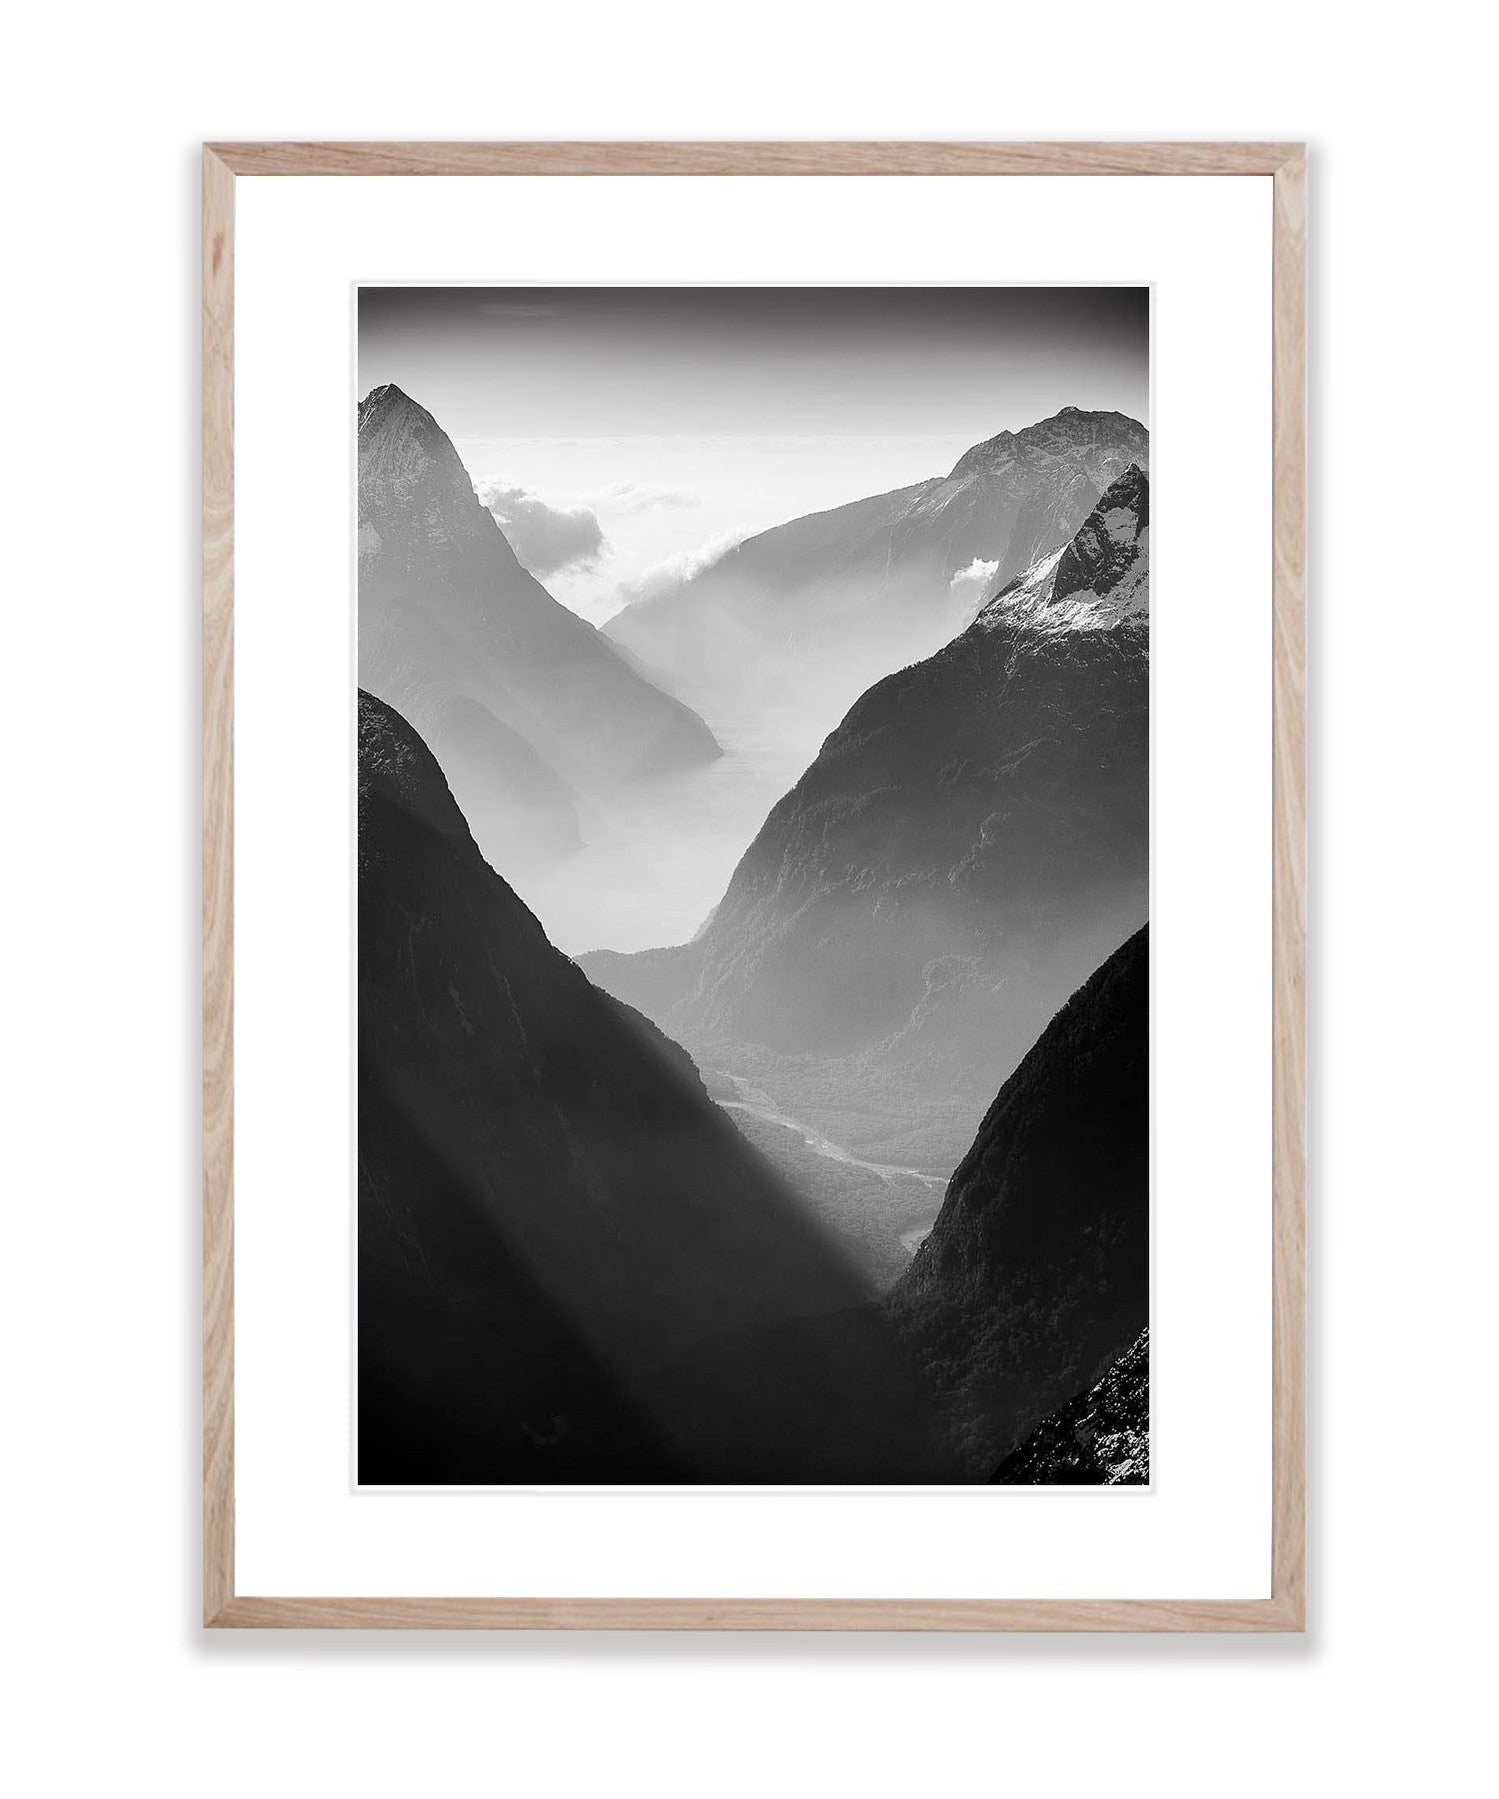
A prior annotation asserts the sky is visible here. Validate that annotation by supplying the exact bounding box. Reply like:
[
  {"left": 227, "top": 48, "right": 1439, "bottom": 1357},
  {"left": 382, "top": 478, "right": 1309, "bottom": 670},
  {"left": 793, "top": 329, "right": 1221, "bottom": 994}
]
[{"left": 359, "top": 287, "right": 1149, "bottom": 623}]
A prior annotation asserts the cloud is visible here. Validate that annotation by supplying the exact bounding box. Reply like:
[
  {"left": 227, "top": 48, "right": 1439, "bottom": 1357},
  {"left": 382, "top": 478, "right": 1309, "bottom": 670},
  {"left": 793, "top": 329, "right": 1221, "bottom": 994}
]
[
  {"left": 948, "top": 556, "right": 999, "bottom": 598},
  {"left": 616, "top": 527, "right": 747, "bottom": 605},
  {"left": 595, "top": 480, "right": 700, "bottom": 514},
  {"left": 474, "top": 479, "right": 606, "bottom": 577}
]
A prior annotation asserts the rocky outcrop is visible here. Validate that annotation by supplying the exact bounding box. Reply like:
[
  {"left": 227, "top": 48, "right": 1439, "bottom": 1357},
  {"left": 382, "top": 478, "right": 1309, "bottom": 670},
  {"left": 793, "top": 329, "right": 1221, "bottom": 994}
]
[
  {"left": 1049, "top": 462, "right": 1149, "bottom": 610},
  {"left": 991, "top": 1330, "right": 1149, "bottom": 1485},
  {"left": 980, "top": 462, "right": 1149, "bottom": 630}
]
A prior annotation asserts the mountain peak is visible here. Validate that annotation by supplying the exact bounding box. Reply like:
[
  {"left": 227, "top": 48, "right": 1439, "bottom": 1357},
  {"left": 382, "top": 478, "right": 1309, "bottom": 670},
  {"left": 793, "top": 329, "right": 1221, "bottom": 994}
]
[
  {"left": 1019, "top": 406, "right": 1148, "bottom": 456},
  {"left": 357, "top": 383, "right": 474, "bottom": 519},
  {"left": 946, "top": 428, "right": 1018, "bottom": 480},
  {"left": 1022, "top": 405, "right": 1143, "bottom": 440},
  {"left": 976, "top": 463, "right": 1150, "bottom": 632},
  {"left": 358, "top": 382, "right": 440, "bottom": 437},
  {"left": 1049, "top": 463, "right": 1149, "bottom": 611},
  {"left": 357, "top": 387, "right": 725, "bottom": 804},
  {"left": 946, "top": 407, "right": 1147, "bottom": 481}
]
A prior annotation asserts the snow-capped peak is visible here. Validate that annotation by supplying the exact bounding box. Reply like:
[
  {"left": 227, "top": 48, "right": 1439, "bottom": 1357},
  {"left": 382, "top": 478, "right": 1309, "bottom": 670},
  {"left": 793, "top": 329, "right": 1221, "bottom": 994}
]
[{"left": 973, "top": 465, "right": 1149, "bottom": 635}]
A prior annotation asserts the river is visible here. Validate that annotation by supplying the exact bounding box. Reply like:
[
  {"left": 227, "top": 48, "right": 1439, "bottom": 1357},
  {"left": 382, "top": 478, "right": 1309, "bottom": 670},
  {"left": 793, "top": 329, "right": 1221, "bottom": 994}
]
[{"left": 717, "top": 1073, "right": 948, "bottom": 1258}]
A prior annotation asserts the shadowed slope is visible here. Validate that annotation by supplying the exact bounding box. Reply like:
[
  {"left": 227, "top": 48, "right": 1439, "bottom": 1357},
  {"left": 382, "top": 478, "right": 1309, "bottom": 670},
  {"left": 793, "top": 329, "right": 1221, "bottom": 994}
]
[
  {"left": 358, "top": 690, "right": 956, "bottom": 1483},
  {"left": 889, "top": 927, "right": 1149, "bottom": 1474}
]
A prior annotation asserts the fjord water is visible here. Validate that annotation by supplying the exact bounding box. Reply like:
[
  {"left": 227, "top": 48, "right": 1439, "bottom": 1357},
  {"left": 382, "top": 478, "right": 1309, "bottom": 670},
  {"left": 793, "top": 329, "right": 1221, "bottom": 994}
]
[{"left": 511, "top": 685, "right": 846, "bottom": 956}]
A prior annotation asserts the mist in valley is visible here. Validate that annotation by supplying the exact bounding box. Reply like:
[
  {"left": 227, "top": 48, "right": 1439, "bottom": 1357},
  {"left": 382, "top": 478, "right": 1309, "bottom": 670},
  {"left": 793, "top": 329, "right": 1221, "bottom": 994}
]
[
  {"left": 502, "top": 660, "right": 976, "bottom": 1277},
  {"left": 510, "top": 688, "right": 831, "bottom": 956},
  {"left": 504, "top": 594, "right": 963, "bottom": 956}
]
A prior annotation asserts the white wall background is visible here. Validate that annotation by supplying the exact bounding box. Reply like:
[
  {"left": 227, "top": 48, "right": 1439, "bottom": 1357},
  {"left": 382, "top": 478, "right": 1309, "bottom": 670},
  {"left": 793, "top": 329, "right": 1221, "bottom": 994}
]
[{"left": 4, "top": 4, "right": 1493, "bottom": 1794}]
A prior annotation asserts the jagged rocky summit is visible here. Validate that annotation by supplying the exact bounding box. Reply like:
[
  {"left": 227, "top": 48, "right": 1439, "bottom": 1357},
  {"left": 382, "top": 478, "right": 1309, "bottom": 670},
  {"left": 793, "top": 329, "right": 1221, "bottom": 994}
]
[{"left": 973, "top": 460, "right": 1149, "bottom": 631}]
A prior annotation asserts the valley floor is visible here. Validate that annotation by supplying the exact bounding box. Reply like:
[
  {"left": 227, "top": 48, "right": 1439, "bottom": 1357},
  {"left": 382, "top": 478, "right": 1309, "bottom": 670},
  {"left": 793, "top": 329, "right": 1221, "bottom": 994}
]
[{"left": 706, "top": 1068, "right": 950, "bottom": 1288}]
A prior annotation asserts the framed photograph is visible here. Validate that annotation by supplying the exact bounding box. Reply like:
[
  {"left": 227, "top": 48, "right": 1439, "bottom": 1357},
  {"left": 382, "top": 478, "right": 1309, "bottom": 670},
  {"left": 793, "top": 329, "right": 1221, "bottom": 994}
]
[{"left": 204, "top": 141, "right": 1306, "bottom": 1629}]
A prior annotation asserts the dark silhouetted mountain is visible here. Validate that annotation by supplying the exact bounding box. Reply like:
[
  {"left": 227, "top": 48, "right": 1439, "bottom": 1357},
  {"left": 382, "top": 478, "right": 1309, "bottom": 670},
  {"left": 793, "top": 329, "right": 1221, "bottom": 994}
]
[
  {"left": 889, "top": 928, "right": 1149, "bottom": 1475},
  {"left": 582, "top": 468, "right": 1149, "bottom": 1167},
  {"left": 358, "top": 384, "right": 721, "bottom": 866},
  {"left": 357, "top": 690, "right": 956, "bottom": 1483},
  {"left": 604, "top": 406, "right": 1148, "bottom": 727},
  {"left": 990, "top": 1329, "right": 1149, "bottom": 1485}
]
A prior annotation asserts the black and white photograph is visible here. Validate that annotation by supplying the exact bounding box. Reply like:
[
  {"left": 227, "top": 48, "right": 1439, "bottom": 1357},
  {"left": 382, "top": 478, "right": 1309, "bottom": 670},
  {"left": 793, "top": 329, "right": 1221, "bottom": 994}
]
[
  {"left": 356, "top": 286, "right": 1151, "bottom": 1485},
  {"left": 23, "top": 0, "right": 1499, "bottom": 1766}
]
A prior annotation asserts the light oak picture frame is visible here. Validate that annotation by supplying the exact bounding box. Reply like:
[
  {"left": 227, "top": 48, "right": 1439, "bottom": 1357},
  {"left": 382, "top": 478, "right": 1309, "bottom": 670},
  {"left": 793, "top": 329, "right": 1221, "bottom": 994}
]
[{"left": 203, "top": 140, "right": 1306, "bottom": 1631}]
